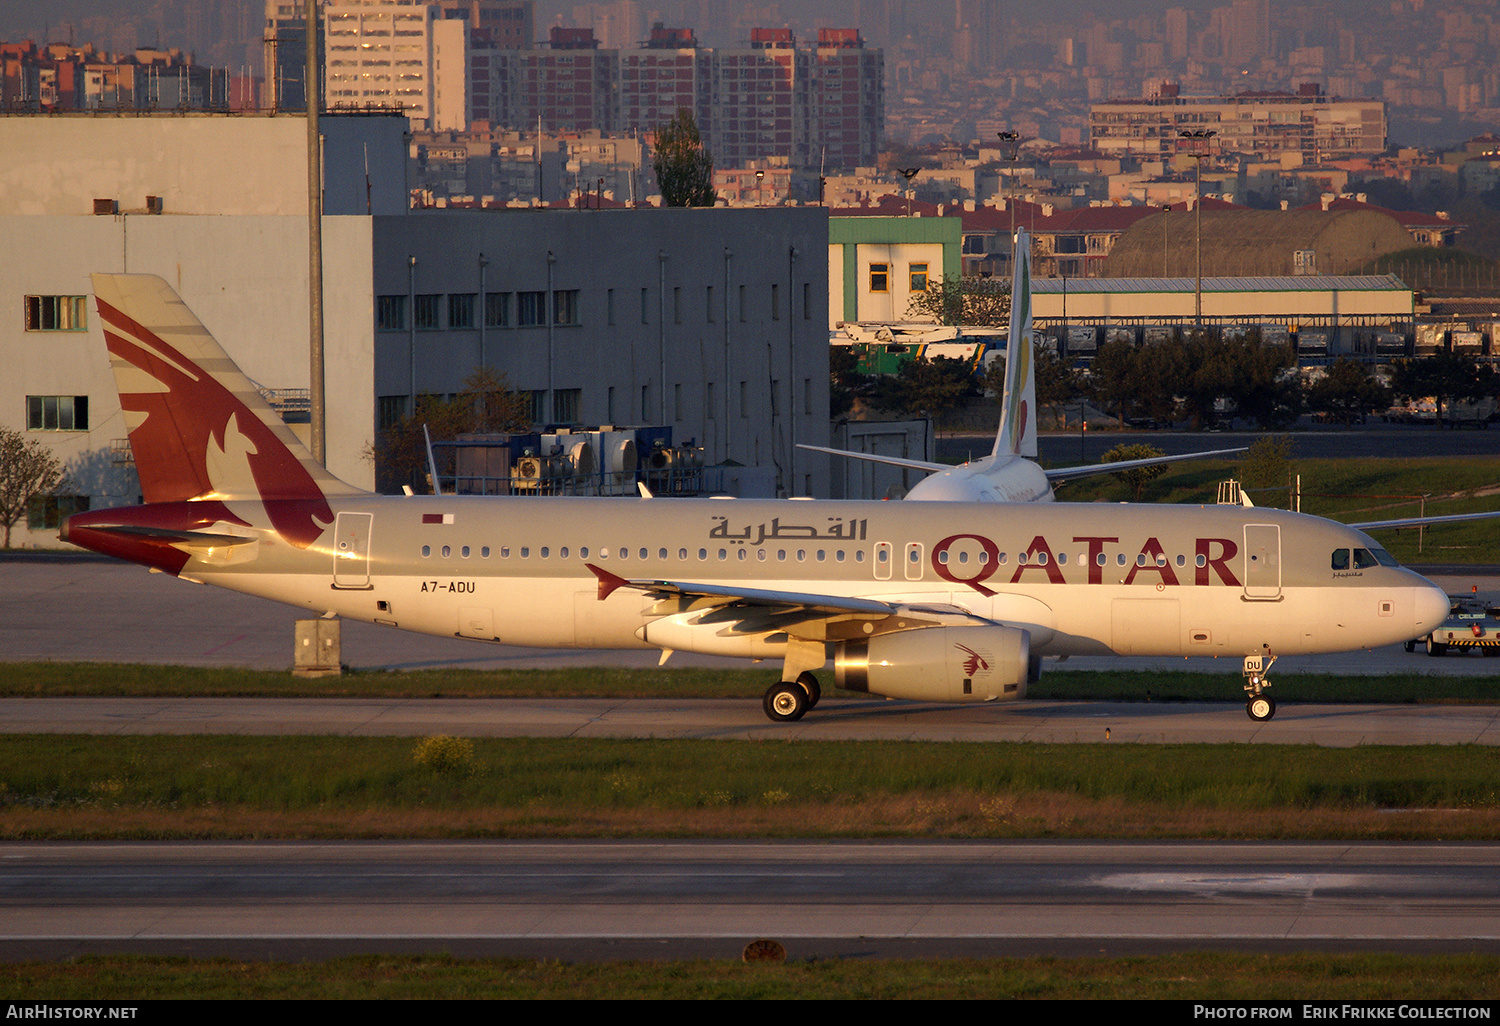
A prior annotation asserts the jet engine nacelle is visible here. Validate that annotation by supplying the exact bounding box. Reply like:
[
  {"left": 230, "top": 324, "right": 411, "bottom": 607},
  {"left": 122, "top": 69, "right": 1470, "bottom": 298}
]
[{"left": 834, "top": 625, "right": 1030, "bottom": 703}]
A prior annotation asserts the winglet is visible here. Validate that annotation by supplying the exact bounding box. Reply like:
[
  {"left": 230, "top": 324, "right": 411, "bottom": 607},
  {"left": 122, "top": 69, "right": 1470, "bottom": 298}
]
[{"left": 585, "top": 562, "right": 629, "bottom": 601}]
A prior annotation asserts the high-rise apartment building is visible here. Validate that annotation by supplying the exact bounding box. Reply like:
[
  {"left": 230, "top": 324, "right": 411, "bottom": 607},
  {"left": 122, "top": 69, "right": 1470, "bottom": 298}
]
[
  {"left": 709, "top": 28, "right": 807, "bottom": 168},
  {"left": 812, "top": 29, "right": 884, "bottom": 173},
  {"left": 1090, "top": 85, "right": 1386, "bottom": 162},
  {"left": 324, "top": 1, "right": 437, "bottom": 122},
  {"left": 471, "top": 24, "right": 883, "bottom": 171},
  {"left": 267, "top": 0, "right": 531, "bottom": 119}
]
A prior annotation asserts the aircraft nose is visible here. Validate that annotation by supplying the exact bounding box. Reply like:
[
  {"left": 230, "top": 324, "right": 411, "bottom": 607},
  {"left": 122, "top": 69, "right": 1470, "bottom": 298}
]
[{"left": 1414, "top": 581, "right": 1450, "bottom": 635}]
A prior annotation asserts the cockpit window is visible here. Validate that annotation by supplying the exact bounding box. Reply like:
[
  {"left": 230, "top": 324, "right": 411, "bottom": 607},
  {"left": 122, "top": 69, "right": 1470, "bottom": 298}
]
[
  {"left": 1370, "top": 547, "right": 1399, "bottom": 567},
  {"left": 1331, "top": 549, "right": 1350, "bottom": 570},
  {"left": 1352, "top": 548, "right": 1380, "bottom": 569}
]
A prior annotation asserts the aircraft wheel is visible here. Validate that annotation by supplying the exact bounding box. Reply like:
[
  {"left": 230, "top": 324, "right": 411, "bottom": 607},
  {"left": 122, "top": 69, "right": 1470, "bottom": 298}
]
[
  {"left": 763, "top": 682, "right": 808, "bottom": 723},
  {"left": 1404, "top": 640, "right": 1416, "bottom": 653},
  {"left": 1246, "top": 695, "right": 1276, "bottom": 722},
  {"left": 1426, "top": 637, "right": 1448, "bottom": 657},
  {"left": 795, "top": 671, "right": 821, "bottom": 708}
]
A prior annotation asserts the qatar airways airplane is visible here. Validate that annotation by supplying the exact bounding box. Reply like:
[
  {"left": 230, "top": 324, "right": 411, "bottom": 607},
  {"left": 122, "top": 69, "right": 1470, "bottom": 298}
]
[{"left": 61, "top": 274, "right": 1450, "bottom": 723}]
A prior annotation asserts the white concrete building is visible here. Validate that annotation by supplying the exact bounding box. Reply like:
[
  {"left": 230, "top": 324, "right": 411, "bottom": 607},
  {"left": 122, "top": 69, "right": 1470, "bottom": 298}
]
[{"left": 2, "top": 111, "right": 830, "bottom": 547}]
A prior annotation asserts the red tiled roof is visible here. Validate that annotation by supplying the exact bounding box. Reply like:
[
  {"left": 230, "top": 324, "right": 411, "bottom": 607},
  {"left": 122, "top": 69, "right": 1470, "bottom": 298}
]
[{"left": 1296, "top": 196, "right": 1461, "bottom": 228}]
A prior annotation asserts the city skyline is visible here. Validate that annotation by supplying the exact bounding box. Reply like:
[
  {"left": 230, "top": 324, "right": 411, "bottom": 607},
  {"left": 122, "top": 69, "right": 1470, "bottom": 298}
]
[{"left": 3, "top": 0, "right": 1498, "bottom": 150}]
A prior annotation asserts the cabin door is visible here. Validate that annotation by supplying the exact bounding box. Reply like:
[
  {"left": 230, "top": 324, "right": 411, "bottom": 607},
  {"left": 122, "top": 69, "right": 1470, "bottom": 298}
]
[
  {"left": 332, "top": 512, "right": 373, "bottom": 589},
  {"left": 1242, "top": 524, "right": 1282, "bottom": 600}
]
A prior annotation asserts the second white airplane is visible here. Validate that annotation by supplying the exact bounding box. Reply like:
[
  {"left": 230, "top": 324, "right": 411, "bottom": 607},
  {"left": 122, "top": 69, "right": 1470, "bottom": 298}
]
[{"left": 806, "top": 228, "right": 1244, "bottom": 502}]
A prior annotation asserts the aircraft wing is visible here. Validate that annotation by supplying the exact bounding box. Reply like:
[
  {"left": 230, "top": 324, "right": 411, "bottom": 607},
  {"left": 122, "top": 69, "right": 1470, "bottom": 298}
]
[
  {"left": 1044, "top": 447, "right": 1247, "bottom": 484},
  {"left": 796, "top": 443, "right": 951, "bottom": 475},
  {"left": 1350, "top": 509, "right": 1500, "bottom": 531},
  {"left": 584, "top": 563, "right": 990, "bottom": 633}
]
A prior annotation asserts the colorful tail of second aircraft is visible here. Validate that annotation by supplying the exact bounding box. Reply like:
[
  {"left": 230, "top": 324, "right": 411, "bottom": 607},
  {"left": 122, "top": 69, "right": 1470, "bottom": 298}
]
[{"left": 993, "top": 228, "right": 1037, "bottom": 460}]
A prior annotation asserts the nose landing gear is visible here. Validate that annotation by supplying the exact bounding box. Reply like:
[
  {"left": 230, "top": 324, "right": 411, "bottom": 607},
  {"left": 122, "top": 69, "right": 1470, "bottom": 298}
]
[{"left": 1243, "top": 650, "right": 1278, "bottom": 721}]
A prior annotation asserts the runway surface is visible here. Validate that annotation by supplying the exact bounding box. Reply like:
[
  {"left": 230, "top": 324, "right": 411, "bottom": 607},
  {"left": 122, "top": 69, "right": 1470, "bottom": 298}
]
[{"left": 5, "top": 840, "right": 1499, "bottom": 961}]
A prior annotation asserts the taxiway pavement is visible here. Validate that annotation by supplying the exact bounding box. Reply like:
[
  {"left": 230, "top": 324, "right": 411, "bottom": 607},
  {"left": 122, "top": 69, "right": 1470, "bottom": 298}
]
[{"left": 5, "top": 840, "right": 1499, "bottom": 961}]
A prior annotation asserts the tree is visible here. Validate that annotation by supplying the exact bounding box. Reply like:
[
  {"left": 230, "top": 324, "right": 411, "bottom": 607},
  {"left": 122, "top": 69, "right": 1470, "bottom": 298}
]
[
  {"left": 983, "top": 347, "right": 1084, "bottom": 415},
  {"left": 1237, "top": 435, "right": 1294, "bottom": 507},
  {"left": 1389, "top": 353, "right": 1491, "bottom": 427},
  {"left": 0, "top": 425, "right": 64, "bottom": 547},
  {"left": 1086, "top": 337, "right": 1138, "bottom": 427},
  {"left": 906, "top": 274, "right": 1010, "bottom": 327},
  {"left": 868, "top": 356, "right": 976, "bottom": 428},
  {"left": 371, "top": 367, "right": 532, "bottom": 494},
  {"left": 1102, "top": 443, "right": 1167, "bottom": 500},
  {"left": 652, "top": 109, "right": 716, "bottom": 207},
  {"left": 1306, "top": 358, "right": 1392, "bottom": 424},
  {"left": 1181, "top": 332, "right": 1299, "bottom": 430}
]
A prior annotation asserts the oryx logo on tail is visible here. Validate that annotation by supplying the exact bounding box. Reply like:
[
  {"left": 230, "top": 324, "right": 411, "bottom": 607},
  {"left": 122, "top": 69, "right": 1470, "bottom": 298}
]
[{"left": 91, "top": 275, "right": 352, "bottom": 549}]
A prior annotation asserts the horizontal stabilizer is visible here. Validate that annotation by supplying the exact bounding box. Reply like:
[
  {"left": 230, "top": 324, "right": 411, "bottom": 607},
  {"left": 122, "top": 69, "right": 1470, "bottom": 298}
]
[
  {"left": 797, "top": 443, "right": 949, "bottom": 475},
  {"left": 87, "top": 524, "right": 259, "bottom": 547}
]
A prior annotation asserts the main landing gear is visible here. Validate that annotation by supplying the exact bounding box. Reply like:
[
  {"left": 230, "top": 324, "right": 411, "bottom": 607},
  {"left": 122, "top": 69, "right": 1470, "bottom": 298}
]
[
  {"left": 1243, "top": 650, "right": 1277, "bottom": 721},
  {"left": 762, "top": 672, "right": 821, "bottom": 723}
]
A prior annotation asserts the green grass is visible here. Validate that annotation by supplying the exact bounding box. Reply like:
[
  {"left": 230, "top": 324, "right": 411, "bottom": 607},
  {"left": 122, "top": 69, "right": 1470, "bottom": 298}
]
[
  {"left": 1050, "top": 454, "right": 1500, "bottom": 565},
  {"left": 4, "top": 952, "right": 1498, "bottom": 999},
  {"left": 5, "top": 735, "right": 1500, "bottom": 840}
]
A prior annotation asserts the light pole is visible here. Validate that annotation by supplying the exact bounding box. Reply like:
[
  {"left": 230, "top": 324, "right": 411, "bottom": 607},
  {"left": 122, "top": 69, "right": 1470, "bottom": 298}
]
[
  {"left": 1179, "top": 129, "right": 1216, "bottom": 329},
  {"left": 997, "top": 131, "right": 1019, "bottom": 270},
  {"left": 898, "top": 167, "right": 920, "bottom": 216},
  {"left": 1161, "top": 202, "right": 1171, "bottom": 278}
]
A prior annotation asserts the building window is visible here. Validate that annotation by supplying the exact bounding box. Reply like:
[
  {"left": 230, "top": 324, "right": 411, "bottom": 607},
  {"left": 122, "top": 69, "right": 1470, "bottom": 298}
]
[
  {"left": 27, "top": 395, "right": 88, "bottom": 431},
  {"left": 553, "top": 388, "right": 581, "bottom": 425},
  {"left": 378, "top": 395, "right": 406, "bottom": 429},
  {"left": 448, "top": 293, "right": 475, "bottom": 329},
  {"left": 484, "top": 292, "right": 509, "bottom": 327},
  {"left": 28, "top": 493, "right": 88, "bottom": 530},
  {"left": 869, "top": 263, "right": 889, "bottom": 292},
  {"left": 909, "top": 263, "right": 929, "bottom": 291},
  {"left": 414, "top": 294, "right": 441, "bottom": 330},
  {"left": 518, "top": 291, "right": 546, "bottom": 327},
  {"left": 25, "top": 296, "right": 86, "bottom": 332},
  {"left": 376, "top": 295, "right": 407, "bottom": 330},
  {"left": 553, "top": 290, "right": 579, "bottom": 326},
  {"left": 525, "top": 390, "right": 546, "bottom": 422}
]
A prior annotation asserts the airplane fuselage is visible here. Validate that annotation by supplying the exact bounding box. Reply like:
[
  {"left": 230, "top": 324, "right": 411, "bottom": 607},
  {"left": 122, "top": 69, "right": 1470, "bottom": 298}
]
[
  {"left": 904, "top": 456, "right": 1054, "bottom": 503},
  {"left": 66, "top": 495, "right": 1447, "bottom": 664}
]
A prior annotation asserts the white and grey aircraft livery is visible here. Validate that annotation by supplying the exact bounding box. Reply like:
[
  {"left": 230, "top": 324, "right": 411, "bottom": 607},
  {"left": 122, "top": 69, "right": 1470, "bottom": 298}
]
[
  {"left": 802, "top": 227, "right": 1244, "bottom": 502},
  {"left": 63, "top": 274, "right": 1450, "bottom": 723}
]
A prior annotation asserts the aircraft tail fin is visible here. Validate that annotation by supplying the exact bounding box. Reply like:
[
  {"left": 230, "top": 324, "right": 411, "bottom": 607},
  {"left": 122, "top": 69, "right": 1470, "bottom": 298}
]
[
  {"left": 993, "top": 227, "right": 1037, "bottom": 460},
  {"left": 90, "top": 274, "right": 361, "bottom": 512}
]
